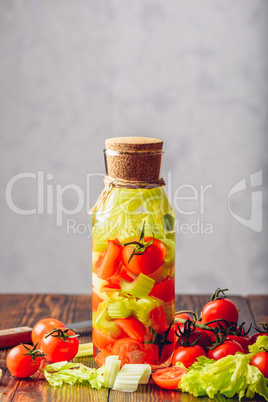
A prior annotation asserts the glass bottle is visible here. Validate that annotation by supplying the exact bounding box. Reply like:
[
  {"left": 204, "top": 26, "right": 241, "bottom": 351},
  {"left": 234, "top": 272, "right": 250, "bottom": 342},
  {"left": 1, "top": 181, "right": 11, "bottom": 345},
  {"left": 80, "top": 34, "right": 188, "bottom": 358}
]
[{"left": 91, "top": 137, "right": 175, "bottom": 369}]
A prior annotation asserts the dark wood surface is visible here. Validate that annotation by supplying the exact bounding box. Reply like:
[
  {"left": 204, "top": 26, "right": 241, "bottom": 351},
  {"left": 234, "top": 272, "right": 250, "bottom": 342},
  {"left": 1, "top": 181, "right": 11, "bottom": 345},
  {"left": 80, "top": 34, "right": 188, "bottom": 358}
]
[{"left": 0, "top": 294, "right": 267, "bottom": 401}]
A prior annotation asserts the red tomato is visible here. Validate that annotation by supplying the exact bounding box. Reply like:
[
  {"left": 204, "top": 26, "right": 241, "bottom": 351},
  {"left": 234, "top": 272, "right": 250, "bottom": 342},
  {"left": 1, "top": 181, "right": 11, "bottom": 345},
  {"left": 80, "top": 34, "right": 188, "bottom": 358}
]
[
  {"left": 159, "top": 325, "right": 176, "bottom": 365},
  {"left": 111, "top": 338, "right": 144, "bottom": 366},
  {"left": 227, "top": 334, "right": 250, "bottom": 353},
  {"left": 175, "top": 313, "right": 193, "bottom": 333},
  {"left": 122, "top": 237, "right": 166, "bottom": 276},
  {"left": 32, "top": 318, "right": 66, "bottom": 345},
  {"left": 96, "top": 240, "right": 122, "bottom": 279},
  {"left": 250, "top": 352, "right": 268, "bottom": 378},
  {"left": 152, "top": 366, "right": 187, "bottom": 390},
  {"left": 177, "top": 329, "right": 212, "bottom": 350},
  {"left": 172, "top": 345, "right": 206, "bottom": 368},
  {"left": 6, "top": 344, "right": 42, "bottom": 378},
  {"left": 201, "top": 298, "right": 239, "bottom": 328},
  {"left": 92, "top": 290, "right": 104, "bottom": 312},
  {"left": 150, "top": 306, "right": 168, "bottom": 335},
  {"left": 103, "top": 266, "right": 135, "bottom": 290},
  {"left": 250, "top": 332, "right": 268, "bottom": 345},
  {"left": 149, "top": 278, "right": 175, "bottom": 302},
  {"left": 40, "top": 328, "right": 79, "bottom": 362},
  {"left": 207, "top": 339, "right": 244, "bottom": 360},
  {"left": 114, "top": 317, "right": 146, "bottom": 342},
  {"left": 92, "top": 327, "right": 120, "bottom": 350},
  {"left": 144, "top": 344, "right": 159, "bottom": 365},
  {"left": 95, "top": 349, "right": 111, "bottom": 366}
]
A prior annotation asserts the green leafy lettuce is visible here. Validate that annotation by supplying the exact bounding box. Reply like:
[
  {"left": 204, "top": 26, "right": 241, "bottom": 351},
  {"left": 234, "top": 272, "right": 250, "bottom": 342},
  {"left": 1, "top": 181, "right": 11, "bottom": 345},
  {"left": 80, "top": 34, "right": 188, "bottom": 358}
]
[
  {"left": 42, "top": 361, "right": 105, "bottom": 388},
  {"left": 178, "top": 336, "right": 268, "bottom": 401}
]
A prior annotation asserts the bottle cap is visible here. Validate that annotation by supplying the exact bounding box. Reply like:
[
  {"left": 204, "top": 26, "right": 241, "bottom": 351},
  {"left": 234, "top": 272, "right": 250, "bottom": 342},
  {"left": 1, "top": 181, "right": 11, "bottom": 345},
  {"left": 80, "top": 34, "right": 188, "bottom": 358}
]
[{"left": 104, "top": 137, "right": 163, "bottom": 182}]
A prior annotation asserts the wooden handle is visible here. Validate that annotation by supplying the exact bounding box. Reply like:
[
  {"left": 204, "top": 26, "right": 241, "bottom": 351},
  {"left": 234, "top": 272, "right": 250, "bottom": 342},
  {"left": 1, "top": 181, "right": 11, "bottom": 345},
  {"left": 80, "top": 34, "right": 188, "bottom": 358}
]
[{"left": 0, "top": 326, "right": 32, "bottom": 349}]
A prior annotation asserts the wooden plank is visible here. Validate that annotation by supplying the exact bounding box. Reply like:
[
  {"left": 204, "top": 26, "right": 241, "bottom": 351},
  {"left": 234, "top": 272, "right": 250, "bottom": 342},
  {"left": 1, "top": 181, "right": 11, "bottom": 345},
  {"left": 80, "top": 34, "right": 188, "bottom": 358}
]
[
  {"left": 247, "top": 295, "right": 268, "bottom": 329},
  {"left": 0, "top": 294, "right": 108, "bottom": 402},
  {"left": 0, "top": 294, "right": 267, "bottom": 402}
]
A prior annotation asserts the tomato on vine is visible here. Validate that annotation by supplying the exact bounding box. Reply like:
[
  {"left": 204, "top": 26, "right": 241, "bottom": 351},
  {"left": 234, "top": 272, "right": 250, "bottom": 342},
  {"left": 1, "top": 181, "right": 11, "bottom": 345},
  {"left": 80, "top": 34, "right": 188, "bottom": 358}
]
[
  {"left": 201, "top": 288, "right": 239, "bottom": 329},
  {"left": 40, "top": 328, "right": 79, "bottom": 363},
  {"left": 121, "top": 222, "right": 166, "bottom": 276},
  {"left": 32, "top": 318, "right": 66, "bottom": 345},
  {"left": 172, "top": 345, "right": 206, "bottom": 368},
  {"left": 207, "top": 339, "right": 244, "bottom": 360},
  {"left": 6, "top": 343, "right": 45, "bottom": 378},
  {"left": 250, "top": 352, "right": 268, "bottom": 378}
]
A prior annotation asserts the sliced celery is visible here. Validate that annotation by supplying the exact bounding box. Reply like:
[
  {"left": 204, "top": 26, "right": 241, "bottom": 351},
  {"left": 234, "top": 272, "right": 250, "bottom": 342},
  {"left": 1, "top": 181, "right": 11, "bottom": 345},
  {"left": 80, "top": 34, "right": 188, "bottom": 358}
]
[
  {"left": 103, "top": 356, "right": 121, "bottom": 388},
  {"left": 107, "top": 299, "right": 132, "bottom": 319},
  {"left": 132, "top": 296, "right": 161, "bottom": 326},
  {"left": 112, "top": 364, "right": 151, "bottom": 392},
  {"left": 92, "top": 273, "right": 109, "bottom": 293},
  {"left": 94, "top": 300, "right": 121, "bottom": 338},
  {"left": 120, "top": 273, "right": 155, "bottom": 298}
]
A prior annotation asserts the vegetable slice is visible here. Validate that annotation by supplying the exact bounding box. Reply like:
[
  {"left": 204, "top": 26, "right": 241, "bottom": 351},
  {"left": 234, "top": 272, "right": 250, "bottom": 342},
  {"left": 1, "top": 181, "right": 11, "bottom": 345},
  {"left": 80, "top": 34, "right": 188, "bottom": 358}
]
[
  {"left": 178, "top": 354, "right": 268, "bottom": 401},
  {"left": 103, "top": 355, "right": 121, "bottom": 388},
  {"left": 120, "top": 273, "right": 155, "bottom": 298},
  {"left": 112, "top": 363, "right": 151, "bottom": 392}
]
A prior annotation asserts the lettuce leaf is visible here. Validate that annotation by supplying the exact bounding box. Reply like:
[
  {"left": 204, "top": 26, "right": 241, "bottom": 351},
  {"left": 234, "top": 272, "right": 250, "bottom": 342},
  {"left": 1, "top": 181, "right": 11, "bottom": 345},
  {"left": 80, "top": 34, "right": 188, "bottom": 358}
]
[
  {"left": 178, "top": 353, "right": 268, "bottom": 401},
  {"left": 248, "top": 335, "right": 268, "bottom": 354},
  {"left": 42, "top": 361, "right": 105, "bottom": 388}
]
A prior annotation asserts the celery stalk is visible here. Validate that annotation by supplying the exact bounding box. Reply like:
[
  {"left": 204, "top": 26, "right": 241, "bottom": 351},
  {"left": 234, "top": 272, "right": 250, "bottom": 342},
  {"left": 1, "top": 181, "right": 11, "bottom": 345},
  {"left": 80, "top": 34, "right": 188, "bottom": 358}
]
[
  {"left": 120, "top": 273, "right": 155, "bottom": 298},
  {"left": 107, "top": 299, "right": 132, "bottom": 319},
  {"left": 112, "top": 364, "right": 151, "bottom": 392},
  {"left": 103, "top": 356, "right": 121, "bottom": 388}
]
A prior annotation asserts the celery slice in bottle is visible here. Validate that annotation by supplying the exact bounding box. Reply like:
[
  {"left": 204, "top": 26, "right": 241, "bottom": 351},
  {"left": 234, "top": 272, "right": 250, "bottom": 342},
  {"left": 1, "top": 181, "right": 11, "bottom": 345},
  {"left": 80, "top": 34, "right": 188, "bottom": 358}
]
[
  {"left": 120, "top": 273, "right": 155, "bottom": 298},
  {"left": 132, "top": 296, "right": 161, "bottom": 326},
  {"left": 112, "top": 364, "right": 151, "bottom": 392},
  {"left": 103, "top": 355, "right": 121, "bottom": 388},
  {"left": 107, "top": 299, "right": 132, "bottom": 319},
  {"left": 92, "top": 273, "right": 109, "bottom": 293},
  {"left": 94, "top": 301, "right": 121, "bottom": 338}
]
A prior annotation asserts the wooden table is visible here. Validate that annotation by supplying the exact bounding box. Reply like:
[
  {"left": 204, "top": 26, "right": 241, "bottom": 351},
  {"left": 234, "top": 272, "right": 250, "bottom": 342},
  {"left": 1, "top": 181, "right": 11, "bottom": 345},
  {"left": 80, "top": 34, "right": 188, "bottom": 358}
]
[{"left": 0, "top": 294, "right": 267, "bottom": 401}]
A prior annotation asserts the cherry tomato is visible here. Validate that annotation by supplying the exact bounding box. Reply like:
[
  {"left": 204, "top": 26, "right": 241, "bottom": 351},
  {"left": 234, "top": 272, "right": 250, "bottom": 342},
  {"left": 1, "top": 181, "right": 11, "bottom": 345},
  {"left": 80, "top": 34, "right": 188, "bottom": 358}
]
[
  {"left": 172, "top": 345, "right": 206, "bottom": 368},
  {"left": 149, "top": 278, "right": 175, "bottom": 302},
  {"left": 111, "top": 338, "right": 144, "bottom": 366},
  {"left": 96, "top": 240, "right": 122, "bottom": 279},
  {"left": 40, "top": 328, "right": 79, "bottom": 363},
  {"left": 250, "top": 351, "right": 268, "bottom": 378},
  {"left": 207, "top": 339, "right": 244, "bottom": 360},
  {"left": 6, "top": 344, "right": 42, "bottom": 378},
  {"left": 144, "top": 344, "right": 159, "bottom": 365},
  {"left": 92, "top": 290, "right": 104, "bottom": 312},
  {"left": 177, "top": 329, "right": 212, "bottom": 350},
  {"left": 150, "top": 306, "right": 168, "bottom": 335},
  {"left": 95, "top": 349, "right": 111, "bottom": 366},
  {"left": 152, "top": 366, "right": 187, "bottom": 390},
  {"left": 92, "top": 327, "right": 121, "bottom": 350},
  {"left": 201, "top": 298, "right": 239, "bottom": 328},
  {"left": 159, "top": 324, "right": 176, "bottom": 365},
  {"left": 250, "top": 332, "right": 268, "bottom": 345},
  {"left": 31, "top": 318, "right": 66, "bottom": 345},
  {"left": 227, "top": 334, "right": 250, "bottom": 353},
  {"left": 113, "top": 318, "right": 146, "bottom": 342},
  {"left": 175, "top": 313, "right": 193, "bottom": 332},
  {"left": 122, "top": 237, "right": 166, "bottom": 276}
]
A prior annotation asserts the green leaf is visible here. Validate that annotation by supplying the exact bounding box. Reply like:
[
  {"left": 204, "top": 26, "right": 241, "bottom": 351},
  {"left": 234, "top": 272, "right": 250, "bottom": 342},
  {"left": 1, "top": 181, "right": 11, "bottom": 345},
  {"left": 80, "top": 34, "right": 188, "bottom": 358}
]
[
  {"left": 178, "top": 353, "right": 268, "bottom": 401},
  {"left": 248, "top": 335, "right": 268, "bottom": 354},
  {"left": 42, "top": 361, "right": 104, "bottom": 389}
]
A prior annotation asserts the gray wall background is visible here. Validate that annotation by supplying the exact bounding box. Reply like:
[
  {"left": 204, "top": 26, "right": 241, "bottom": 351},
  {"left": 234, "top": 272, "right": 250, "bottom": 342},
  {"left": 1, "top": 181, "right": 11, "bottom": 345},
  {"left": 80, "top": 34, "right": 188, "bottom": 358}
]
[{"left": 0, "top": 0, "right": 267, "bottom": 295}]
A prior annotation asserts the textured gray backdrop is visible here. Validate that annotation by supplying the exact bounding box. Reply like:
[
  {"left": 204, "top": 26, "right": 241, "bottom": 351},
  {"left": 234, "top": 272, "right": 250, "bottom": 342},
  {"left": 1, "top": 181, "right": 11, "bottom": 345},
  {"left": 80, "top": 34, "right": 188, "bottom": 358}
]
[{"left": 0, "top": 0, "right": 267, "bottom": 295}]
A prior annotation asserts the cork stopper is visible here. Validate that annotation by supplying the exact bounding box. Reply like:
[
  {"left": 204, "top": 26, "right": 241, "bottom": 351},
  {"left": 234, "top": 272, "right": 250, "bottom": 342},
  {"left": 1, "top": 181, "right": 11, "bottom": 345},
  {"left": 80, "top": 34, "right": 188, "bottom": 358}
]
[{"left": 104, "top": 137, "right": 163, "bottom": 182}]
